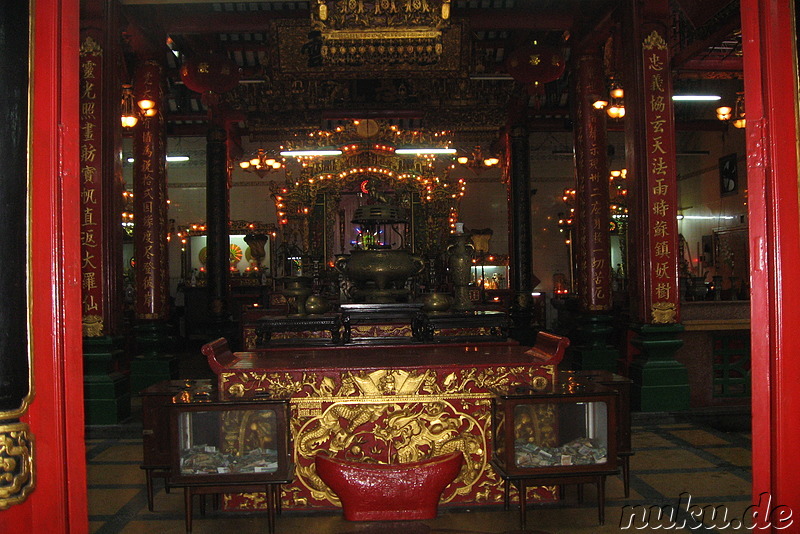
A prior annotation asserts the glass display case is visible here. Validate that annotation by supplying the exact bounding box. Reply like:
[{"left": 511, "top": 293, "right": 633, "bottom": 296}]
[
  {"left": 569, "top": 369, "right": 633, "bottom": 497},
  {"left": 471, "top": 263, "right": 509, "bottom": 290},
  {"left": 140, "top": 379, "right": 215, "bottom": 511},
  {"left": 491, "top": 375, "right": 618, "bottom": 477},
  {"left": 169, "top": 397, "right": 293, "bottom": 485}
]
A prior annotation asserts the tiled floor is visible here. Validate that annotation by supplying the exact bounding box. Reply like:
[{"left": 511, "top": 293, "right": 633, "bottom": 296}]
[{"left": 87, "top": 417, "right": 752, "bottom": 533}]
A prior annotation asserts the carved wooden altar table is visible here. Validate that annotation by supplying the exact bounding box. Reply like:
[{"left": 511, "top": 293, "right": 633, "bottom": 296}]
[
  {"left": 204, "top": 338, "right": 566, "bottom": 512},
  {"left": 255, "top": 314, "right": 342, "bottom": 346}
]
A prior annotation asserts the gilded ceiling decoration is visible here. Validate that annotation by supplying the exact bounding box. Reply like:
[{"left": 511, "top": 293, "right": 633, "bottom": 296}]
[
  {"left": 271, "top": 18, "right": 468, "bottom": 77},
  {"left": 309, "top": 0, "right": 453, "bottom": 67}
]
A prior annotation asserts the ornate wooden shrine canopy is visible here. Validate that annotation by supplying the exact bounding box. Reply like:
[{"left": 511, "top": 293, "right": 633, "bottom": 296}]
[{"left": 118, "top": 0, "right": 743, "bottom": 147}]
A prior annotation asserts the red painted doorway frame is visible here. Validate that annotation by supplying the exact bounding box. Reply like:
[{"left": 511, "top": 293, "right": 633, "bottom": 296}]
[
  {"left": 742, "top": 0, "right": 800, "bottom": 527},
  {"left": 1, "top": 0, "right": 88, "bottom": 531},
  {"left": 0, "top": 0, "right": 797, "bottom": 531}
]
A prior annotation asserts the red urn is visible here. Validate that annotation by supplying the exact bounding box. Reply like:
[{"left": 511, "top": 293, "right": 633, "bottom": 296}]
[{"left": 315, "top": 452, "right": 464, "bottom": 521}]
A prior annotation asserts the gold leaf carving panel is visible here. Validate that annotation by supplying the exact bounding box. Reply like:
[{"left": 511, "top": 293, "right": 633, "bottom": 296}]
[{"left": 0, "top": 422, "right": 35, "bottom": 510}]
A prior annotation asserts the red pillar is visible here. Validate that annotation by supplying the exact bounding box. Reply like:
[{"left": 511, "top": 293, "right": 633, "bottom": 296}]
[
  {"left": 574, "top": 49, "right": 611, "bottom": 314},
  {"left": 79, "top": 0, "right": 130, "bottom": 425},
  {"left": 742, "top": 0, "right": 800, "bottom": 527},
  {"left": 570, "top": 46, "right": 619, "bottom": 371},
  {"left": 3, "top": 0, "right": 88, "bottom": 529},
  {"left": 78, "top": 2, "right": 124, "bottom": 339},
  {"left": 0, "top": 0, "right": 37, "bottom": 512},
  {"left": 133, "top": 60, "right": 170, "bottom": 323},
  {"left": 622, "top": 0, "right": 688, "bottom": 411},
  {"left": 623, "top": 4, "right": 681, "bottom": 326},
  {"left": 130, "top": 59, "right": 177, "bottom": 391},
  {"left": 205, "top": 110, "right": 232, "bottom": 323}
]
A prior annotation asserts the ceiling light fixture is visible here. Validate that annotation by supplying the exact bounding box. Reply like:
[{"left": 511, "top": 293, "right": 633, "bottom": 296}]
[
  {"left": 456, "top": 146, "right": 500, "bottom": 169},
  {"left": 716, "top": 92, "right": 745, "bottom": 128},
  {"left": 593, "top": 79, "right": 625, "bottom": 119},
  {"left": 395, "top": 148, "right": 457, "bottom": 155},
  {"left": 605, "top": 80, "right": 625, "bottom": 119},
  {"left": 120, "top": 84, "right": 139, "bottom": 128},
  {"left": 239, "top": 149, "right": 284, "bottom": 177},
  {"left": 677, "top": 215, "right": 737, "bottom": 220},
  {"left": 672, "top": 95, "right": 722, "bottom": 101},
  {"left": 280, "top": 149, "right": 343, "bottom": 157},
  {"left": 126, "top": 155, "right": 190, "bottom": 163}
]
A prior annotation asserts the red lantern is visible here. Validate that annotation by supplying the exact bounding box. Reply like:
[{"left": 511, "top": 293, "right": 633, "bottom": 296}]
[
  {"left": 504, "top": 45, "right": 565, "bottom": 86},
  {"left": 180, "top": 53, "right": 241, "bottom": 94}
]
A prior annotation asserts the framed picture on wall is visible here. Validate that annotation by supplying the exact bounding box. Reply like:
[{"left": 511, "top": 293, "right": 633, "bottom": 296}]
[{"left": 719, "top": 153, "right": 738, "bottom": 196}]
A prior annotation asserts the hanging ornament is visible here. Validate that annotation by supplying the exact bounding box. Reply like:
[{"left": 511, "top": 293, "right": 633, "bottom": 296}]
[{"left": 505, "top": 44, "right": 566, "bottom": 86}]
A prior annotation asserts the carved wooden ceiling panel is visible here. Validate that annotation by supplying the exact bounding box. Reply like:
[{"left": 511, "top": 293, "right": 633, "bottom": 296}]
[{"left": 119, "top": 0, "right": 741, "bottom": 143}]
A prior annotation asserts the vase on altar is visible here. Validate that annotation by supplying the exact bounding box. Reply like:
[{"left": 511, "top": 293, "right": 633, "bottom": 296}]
[
  {"left": 712, "top": 275, "right": 724, "bottom": 301},
  {"left": 447, "top": 233, "right": 474, "bottom": 312},
  {"left": 281, "top": 276, "right": 313, "bottom": 315},
  {"left": 421, "top": 292, "right": 453, "bottom": 313},
  {"left": 689, "top": 276, "right": 708, "bottom": 301}
]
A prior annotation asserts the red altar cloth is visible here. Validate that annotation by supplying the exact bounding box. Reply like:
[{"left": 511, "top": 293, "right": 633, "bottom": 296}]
[{"left": 205, "top": 340, "right": 564, "bottom": 511}]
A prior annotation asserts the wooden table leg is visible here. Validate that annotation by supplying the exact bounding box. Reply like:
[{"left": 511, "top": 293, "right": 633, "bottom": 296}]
[
  {"left": 503, "top": 478, "right": 510, "bottom": 511},
  {"left": 145, "top": 469, "right": 155, "bottom": 512},
  {"left": 266, "top": 485, "right": 276, "bottom": 534},
  {"left": 518, "top": 481, "right": 527, "bottom": 531},
  {"left": 184, "top": 487, "right": 193, "bottom": 533},
  {"left": 597, "top": 475, "right": 606, "bottom": 525},
  {"left": 621, "top": 455, "right": 631, "bottom": 498},
  {"left": 342, "top": 315, "right": 352, "bottom": 344}
]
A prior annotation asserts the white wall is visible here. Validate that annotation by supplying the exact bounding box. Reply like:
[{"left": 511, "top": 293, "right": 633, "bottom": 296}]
[{"left": 676, "top": 128, "right": 748, "bottom": 280}]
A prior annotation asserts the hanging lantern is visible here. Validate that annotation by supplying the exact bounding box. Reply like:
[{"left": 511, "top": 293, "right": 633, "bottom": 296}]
[
  {"left": 120, "top": 84, "right": 139, "bottom": 128},
  {"left": 180, "top": 53, "right": 241, "bottom": 95},
  {"left": 504, "top": 44, "right": 566, "bottom": 86}
]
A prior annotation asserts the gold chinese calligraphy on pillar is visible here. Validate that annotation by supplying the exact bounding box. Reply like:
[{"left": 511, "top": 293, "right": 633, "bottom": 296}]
[
  {"left": 133, "top": 61, "right": 170, "bottom": 320},
  {"left": 641, "top": 29, "right": 678, "bottom": 324},
  {"left": 79, "top": 35, "right": 106, "bottom": 336},
  {"left": 574, "top": 51, "right": 611, "bottom": 312}
]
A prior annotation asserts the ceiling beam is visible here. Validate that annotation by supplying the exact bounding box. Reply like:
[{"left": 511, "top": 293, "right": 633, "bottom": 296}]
[
  {"left": 572, "top": 6, "right": 617, "bottom": 53},
  {"left": 158, "top": 10, "right": 306, "bottom": 34},
  {"left": 676, "top": 57, "right": 743, "bottom": 76},
  {"left": 135, "top": 7, "right": 574, "bottom": 34},
  {"left": 459, "top": 9, "right": 574, "bottom": 31},
  {"left": 672, "top": 0, "right": 736, "bottom": 28},
  {"left": 671, "top": 16, "right": 740, "bottom": 69}
]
